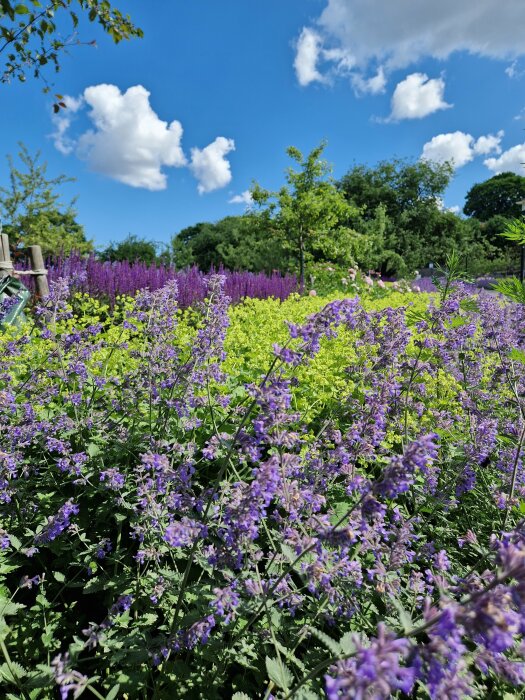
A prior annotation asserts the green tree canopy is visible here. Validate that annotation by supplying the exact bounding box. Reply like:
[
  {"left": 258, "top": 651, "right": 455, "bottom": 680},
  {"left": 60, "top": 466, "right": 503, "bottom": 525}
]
[
  {"left": 463, "top": 172, "right": 525, "bottom": 221},
  {"left": 99, "top": 234, "right": 161, "bottom": 265},
  {"left": 252, "top": 141, "right": 358, "bottom": 288},
  {"left": 170, "top": 215, "right": 286, "bottom": 272},
  {"left": 0, "top": 0, "right": 142, "bottom": 87},
  {"left": 0, "top": 142, "right": 93, "bottom": 256},
  {"left": 338, "top": 158, "right": 454, "bottom": 220},
  {"left": 335, "top": 157, "right": 474, "bottom": 274}
]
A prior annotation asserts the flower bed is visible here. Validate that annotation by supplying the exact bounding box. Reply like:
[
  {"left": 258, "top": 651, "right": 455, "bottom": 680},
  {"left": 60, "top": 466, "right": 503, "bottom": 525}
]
[{"left": 1, "top": 277, "right": 525, "bottom": 698}]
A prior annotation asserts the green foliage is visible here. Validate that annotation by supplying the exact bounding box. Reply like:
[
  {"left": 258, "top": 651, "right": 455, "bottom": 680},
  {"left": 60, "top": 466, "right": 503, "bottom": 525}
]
[
  {"left": 493, "top": 277, "right": 525, "bottom": 305},
  {"left": 170, "top": 215, "right": 286, "bottom": 272},
  {"left": 499, "top": 218, "right": 525, "bottom": 246},
  {"left": 251, "top": 141, "right": 359, "bottom": 287},
  {"left": 0, "top": 0, "right": 142, "bottom": 87},
  {"left": 463, "top": 172, "right": 525, "bottom": 221},
  {"left": 0, "top": 143, "right": 93, "bottom": 255},
  {"left": 99, "top": 234, "right": 162, "bottom": 265},
  {"left": 339, "top": 157, "right": 454, "bottom": 220},
  {"left": 433, "top": 249, "right": 469, "bottom": 302},
  {"left": 337, "top": 158, "right": 475, "bottom": 274}
]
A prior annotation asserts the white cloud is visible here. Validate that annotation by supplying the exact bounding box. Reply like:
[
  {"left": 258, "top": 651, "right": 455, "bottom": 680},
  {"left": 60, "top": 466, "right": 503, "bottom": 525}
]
[
  {"left": 485, "top": 143, "right": 525, "bottom": 174},
  {"left": 448, "top": 205, "right": 461, "bottom": 214},
  {"left": 389, "top": 73, "right": 451, "bottom": 120},
  {"left": 318, "top": 0, "right": 525, "bottom": 69},
  {"left": 51, "top": 95, "right": 84, "bottom": 155},
  {"left": 51, "top": 84, "right": 235, "bottom": 193},
  {"left": 76, "top": 84, "right": 186, "bottom": 191},
  {"left": 505, "top": 60, "right": 524, "bottom": 78},
  {"left": 473, "top": 131, "right": 504, "bottom": 155},
  {"left": 294, "top": 28, "right": 325, "bottom": 86},
  {"left": 352, "top": 66, "right": 386, "bottom": 95},
  {"left": 295, "top": 1, "right": 525, "bottom": 89},
  {"left": 190, "top": 137, "right": 235, "bottom": 194},
  {"left": 421, "top": 130, "right": 504, "bottom": 168},
  {"left": 228, "top": 190, "right": 253, "bottom": 205}
]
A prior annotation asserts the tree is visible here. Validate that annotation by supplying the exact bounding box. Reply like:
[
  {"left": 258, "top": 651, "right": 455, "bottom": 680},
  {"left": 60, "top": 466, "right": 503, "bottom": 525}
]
[
  {"left": 0, "top": 0, "right": 142, "bottom": 88},
  {"left": 336, "top": 158, "right": 471, "bottom": 274},
  {"left": 463, "top": 173, "right": 525, "bottom": 221},
  {"left": 170, "top": 215, "right": 287, "bottom": 273},
  {"left": 252, "top": 142, "right": 358, "bottom": 289},
  {"left": 100, "top": 234, "right": 161, "bottom": 265},
  {"left": 339, "top": 158, "right": 454, "bottom": 220},
  {"left": 0, "top": 143, "right": 93, "bottom": 255}
]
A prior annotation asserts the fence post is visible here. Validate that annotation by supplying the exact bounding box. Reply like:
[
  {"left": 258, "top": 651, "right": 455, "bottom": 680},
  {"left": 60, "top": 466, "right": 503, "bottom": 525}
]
[
  {"left": 28, "top": 245, "right": 49, "bottom": 298},
  {"left": 0, "top": 233, "right": 13, "bottom": 280}
]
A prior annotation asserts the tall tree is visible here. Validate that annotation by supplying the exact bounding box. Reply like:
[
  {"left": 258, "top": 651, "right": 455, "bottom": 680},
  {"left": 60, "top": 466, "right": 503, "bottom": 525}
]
[
  {"left": 0, "top": 0, "right": 142, "bottom": 89},
  {"left": 337, "top": 157, "right": 470, "bottom": 274},
  {"left": 463, "top": 172, "right": 525, "bottom": 221},
  {"left": 0, "top": 143, "right": 93, "bottom": 255},
  {"left": 251, "top": 142, "right": 358, "bottom": 289},
  {"left": 339, "top": 158, "right": 454, "bottom": 220}
]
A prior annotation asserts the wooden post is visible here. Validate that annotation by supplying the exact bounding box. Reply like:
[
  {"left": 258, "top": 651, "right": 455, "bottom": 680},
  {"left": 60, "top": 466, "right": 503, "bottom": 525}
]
[
  {"left": 0, "top": 233, "right": 13, "bottom": 280},
  {"left": 28, "top": 245, "right": 49, "bottom": 297}
]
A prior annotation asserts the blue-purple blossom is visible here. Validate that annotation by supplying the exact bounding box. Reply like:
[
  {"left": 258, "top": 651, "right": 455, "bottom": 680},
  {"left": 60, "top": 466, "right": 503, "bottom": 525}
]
[
  {"left": 34, "top": 500, "right": 79, "bottom": 545},
  {"left": 325, "top": 624, "right": 415, "bottom": 699}
]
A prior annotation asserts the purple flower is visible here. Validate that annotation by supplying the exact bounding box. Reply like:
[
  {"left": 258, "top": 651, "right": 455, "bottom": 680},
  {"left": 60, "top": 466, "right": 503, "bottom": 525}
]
[
  {"left": 325, "top": 624, "right": 415, "bottom": 699},
  {"left": 51, "top": 653, "right": 88, "bottom": 700},
  {"left": 164, "top": 517, "right": 204, "bottom": 547},
  {"left": 374, "top": 434, "right": 439, "bottom": 499},
  {"left": 34, "top": 499, "right": 79, "bottom": 545}
]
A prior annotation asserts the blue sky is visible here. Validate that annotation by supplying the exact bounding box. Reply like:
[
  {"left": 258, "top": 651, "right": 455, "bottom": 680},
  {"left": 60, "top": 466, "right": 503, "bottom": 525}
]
[{"left": 2, "top": 0, "right": 525, "bottom": 249}]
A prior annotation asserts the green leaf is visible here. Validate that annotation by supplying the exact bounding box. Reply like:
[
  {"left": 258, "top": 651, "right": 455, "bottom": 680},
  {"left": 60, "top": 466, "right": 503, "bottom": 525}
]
[
  {"left": 0, "top": 660, "right": 28, "bottom": 683},
  {"left": 493, "top": 278, "right": 525, "bottom": 305},
  {"left": 339, "top": 631, "right": 358, "bottom": 655},
  {"left": 307, "top": 626, "right": 341, "bottom": 655},
  {"left": 87, "top": 442, "right": 101, "bottom": 457},
  {"left": 6, "top": 534, "right": 22, "bottom": 551},
  {"left": 14, "top": 4, "right": 30, "bottom": 14},
  {"left": 232, "top": 694, "right": 252, "bottom": 700},
  {"left": 295, "top": 691, "right": 319, "bottom": 700},
  {"left": 510, "top": 348, "right": 525, "bottom": 364},
  {"left": 265, "top": 656, "right": 294, "bottom": 691},
  {"left": 0, "top": 601, "right": 25, "bottom": 617},
  {"left": 105, "top": 684, "right": 120, "bottom": 700},
  {"left": 389, "top": 597, "right": 413, "bottom": 633},
  {"left": 53, "top": 571, "right": 66, "bottom": 583}
]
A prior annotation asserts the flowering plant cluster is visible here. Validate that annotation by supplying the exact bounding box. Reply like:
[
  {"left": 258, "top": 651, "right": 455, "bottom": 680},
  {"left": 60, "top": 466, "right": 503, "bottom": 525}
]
[
  {"left": 18, "top": 253, "right": 298, "bottom": 308},
  {"left": 305, "top": 262, "right": 393, "bottom": 300},
  {"left": 1, "top": 270, "right": 525, "bottom": 699}
]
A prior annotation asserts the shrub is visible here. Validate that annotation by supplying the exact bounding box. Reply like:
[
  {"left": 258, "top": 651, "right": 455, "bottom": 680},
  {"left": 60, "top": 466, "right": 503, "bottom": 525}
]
[{"left": 1, "top": 276, "right": 525, "bottom": 699}]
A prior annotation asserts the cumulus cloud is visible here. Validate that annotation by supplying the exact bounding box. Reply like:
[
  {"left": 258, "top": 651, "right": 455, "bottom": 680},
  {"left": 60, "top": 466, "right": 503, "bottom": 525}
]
[
  {"left": 51, "top": 95, "right": 84, "bottom": 155},
  {"left": 50, "top": 84, "right": 235, "bottom": 193},
  {"left": 294, "top": 28, "right": 326, "bottom": 86},
  {"left": 295, "top": 1, "right": 525, "bottom": 89},
  {"left": 389, "top": 73, "right": 451, "bottom": 120},
  {"left": 228, "top": 190, "right": 253, "bottom": 205},
  {"left": 473, "top": 131, "right": 505, "bottom": 155},
  {"left": 421, "top": 130, "right": 504, "bottom": 168},
  {"left": 75, "top": 84, "right": 186, "bottom": 190},
  {"left": 485, "top": 143, "right": 525, "bottom": 174},
  {"left": 190, "top": 137, "right": 235, "bottom": 194}
]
